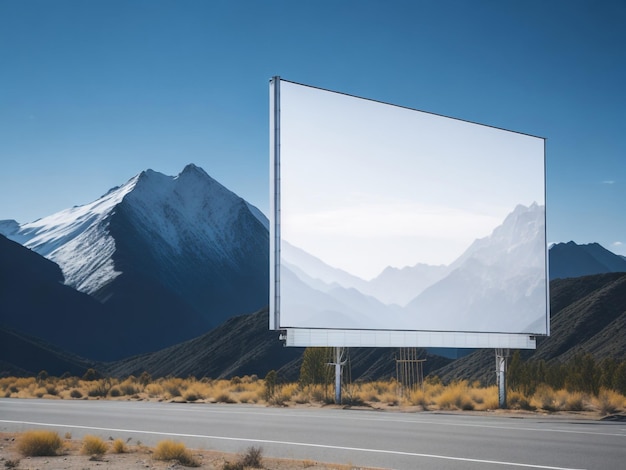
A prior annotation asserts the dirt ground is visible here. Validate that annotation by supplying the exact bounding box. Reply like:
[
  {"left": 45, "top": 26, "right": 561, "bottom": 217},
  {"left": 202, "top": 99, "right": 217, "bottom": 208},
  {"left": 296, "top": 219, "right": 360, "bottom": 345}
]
[{"left": 0, "top": 432, "right": 385, "bottom": 470}]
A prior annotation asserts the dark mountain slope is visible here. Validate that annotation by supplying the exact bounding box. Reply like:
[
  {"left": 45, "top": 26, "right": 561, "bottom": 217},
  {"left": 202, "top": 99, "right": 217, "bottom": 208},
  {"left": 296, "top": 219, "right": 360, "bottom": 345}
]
[
  {"left": 0, "top": 326, "right": 95, "bottom": 377},
  {"left": 104, "top": 308, "right": 301, "bottom": 380},
  {"left": 105, "top": 307, "right": 452, "bottom": 382},
  {"left": 532, "top": 272, "right": 626, "bottom": 362},
  {"left": 0, "top": 235, "right": 114, "bottom": 359},
  {"left": 549, "top": 241, "right": 626, "bottom": 280},
  {"left": 432, "top": 272, "right": 626, "bottom": 384}
]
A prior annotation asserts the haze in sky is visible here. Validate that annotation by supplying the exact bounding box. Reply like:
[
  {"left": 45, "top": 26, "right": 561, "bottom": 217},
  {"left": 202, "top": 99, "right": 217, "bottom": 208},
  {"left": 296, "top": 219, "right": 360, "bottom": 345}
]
[
  {"left": 1, "top": 1, "right": 624, "bottom": 262},
  {"left": 277, "top": 80, "right": 545, "bottom": 279}
]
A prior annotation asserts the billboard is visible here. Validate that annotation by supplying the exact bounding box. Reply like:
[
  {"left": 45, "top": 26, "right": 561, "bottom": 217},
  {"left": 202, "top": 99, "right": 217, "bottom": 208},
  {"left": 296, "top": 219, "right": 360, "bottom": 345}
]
[{"left": 270, "top": 78, "right": 548, "bottom": 348}]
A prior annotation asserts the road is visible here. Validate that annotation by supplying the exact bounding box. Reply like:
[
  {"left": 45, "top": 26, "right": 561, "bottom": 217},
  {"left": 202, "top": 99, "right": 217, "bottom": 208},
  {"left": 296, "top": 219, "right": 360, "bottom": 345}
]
[{"left": 1, "top": 398, "right": 625, "bottom": 469}]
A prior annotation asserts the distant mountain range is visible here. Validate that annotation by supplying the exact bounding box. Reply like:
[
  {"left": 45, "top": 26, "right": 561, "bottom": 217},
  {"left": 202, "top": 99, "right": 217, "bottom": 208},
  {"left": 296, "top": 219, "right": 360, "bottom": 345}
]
[
  {"left": 281, "top": 203, "right": 548, "bottom": 334},
  {"left": 549, "top": 241, "right": 626, "bottom": 280},
  {"left": 1, "top": 164, "right": 625, "bottom": 379}
]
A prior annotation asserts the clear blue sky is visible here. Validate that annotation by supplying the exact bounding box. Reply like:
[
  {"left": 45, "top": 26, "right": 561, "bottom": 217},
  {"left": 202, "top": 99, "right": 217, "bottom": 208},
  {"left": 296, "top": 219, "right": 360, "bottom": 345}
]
[{"left": 1, "top": 0, "right": 624, "bottom": 257}]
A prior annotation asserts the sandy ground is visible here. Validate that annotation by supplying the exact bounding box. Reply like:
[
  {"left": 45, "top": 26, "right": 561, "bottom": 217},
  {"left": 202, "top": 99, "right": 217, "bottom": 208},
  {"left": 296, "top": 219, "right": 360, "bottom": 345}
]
[{"left": 0, "top": 432, "right": 385, "bottom": 470}]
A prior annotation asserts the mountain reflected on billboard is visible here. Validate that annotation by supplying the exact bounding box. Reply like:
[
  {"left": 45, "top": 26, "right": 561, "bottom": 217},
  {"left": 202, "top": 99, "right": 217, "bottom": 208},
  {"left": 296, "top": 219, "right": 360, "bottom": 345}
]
[{"left": 280, "top": 203, "right": 546, "bottom": 335}]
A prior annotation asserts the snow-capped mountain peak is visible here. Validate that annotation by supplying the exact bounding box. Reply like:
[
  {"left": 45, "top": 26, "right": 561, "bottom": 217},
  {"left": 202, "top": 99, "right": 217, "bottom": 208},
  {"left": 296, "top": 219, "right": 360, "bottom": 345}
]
[{"left": 1, "top": 165, "right": 267, "bottom": 299}]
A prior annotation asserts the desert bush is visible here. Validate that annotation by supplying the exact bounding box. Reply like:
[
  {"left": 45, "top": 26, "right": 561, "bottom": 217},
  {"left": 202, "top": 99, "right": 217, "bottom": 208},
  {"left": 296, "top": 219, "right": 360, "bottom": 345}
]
[
  {"left": 138, "top": 371, "right": 152, "bottom": 386},
  {"left": 111, "top": 438, "right": 128, "bottom": 453},
  {"left": 268, "top": 386, "right": 292, "bottom": 406},
  {"left": 17, "top": 430, "right": 63, "bottom": 456},
  {"left": 562, "top": 390, "right": 586, "bottom": 411},
  {"left": 109, "top": 387, "right": 121, "bottom": 397},
  {"left": 118, "top": 379, "right": 140, "bottom": 395},
  {"left": 88, "top": 381, "right": 111, "bottom": 397},
  {"left": 241, "top": 446, "right": 263, "bottom": 467},
  {"left": 532, "top": 384, "right": 559, "bottom": 412},
  {"left": 153, "top": 440, "right": 199, "bottom": 467},
  {"left": 224, "top": 446, "right": 263, "bottom": 470},
  {"left": 263, "top": 370, "right": 277, "bottom": 400},
  {"left": 162, "top": 377, "right": 184, "bottom": 398},
  {"left": 183, "top": 384, "right": 206, "bottom": 402},
  {"left": 594, "top": 389, "right": 625, "bottom": 415},
  {"left": 145, "top": 383, "right": 164, "bottom": 397},
  {"left": 70, "top": 389, "right": 83, "bottom": 399},
  {"left": 507, "top": 390, "right": 535, "bottom": 410},
  {"left": 81, "top": 435, "right": 107, "bottom": 455},
  {"left": 436, "top": 381, "right": 473, "bottom": 410},
  {"left": 215, "top": 391, "right": 237, "bottom": 403},
  {"left": 82, "top": 368, "right": 100, "bottom": 381},
  {"left": 237, "top": 390, "right": 259, "bottom": 404}
]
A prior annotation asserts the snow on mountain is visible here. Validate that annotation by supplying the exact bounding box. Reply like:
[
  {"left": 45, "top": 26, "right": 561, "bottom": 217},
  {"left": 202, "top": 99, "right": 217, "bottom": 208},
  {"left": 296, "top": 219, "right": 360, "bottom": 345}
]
[
  {"left": 404, "top": 203, "right": 547, "bottom": 333},
  {"left": 1, "top": 164, "right": 267, "bottom": 299},
  {"left": 1, "top": 164, "right": 269, "bottom": 359},
  {"left": 280, "top": 203, "right": 548, "bottom": 333},
  {"left": 2, "top": 180, "right": 135, "bottom": 293}
]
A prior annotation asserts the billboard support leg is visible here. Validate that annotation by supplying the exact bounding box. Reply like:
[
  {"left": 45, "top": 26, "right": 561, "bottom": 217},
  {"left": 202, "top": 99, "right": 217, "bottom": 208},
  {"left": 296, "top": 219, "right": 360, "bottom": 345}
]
[
  {"left": 333, "top": 347, "right": 346, "bottom": 404},
  {"left": 496, "top": 349, "right": 509, "bottom": 408}
]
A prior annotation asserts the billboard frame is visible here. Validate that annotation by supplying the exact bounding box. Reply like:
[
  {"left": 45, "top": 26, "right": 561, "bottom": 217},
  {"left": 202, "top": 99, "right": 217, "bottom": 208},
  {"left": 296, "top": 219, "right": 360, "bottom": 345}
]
[{"left": 270, "top": 76, "right": 548, "bottom": 349}]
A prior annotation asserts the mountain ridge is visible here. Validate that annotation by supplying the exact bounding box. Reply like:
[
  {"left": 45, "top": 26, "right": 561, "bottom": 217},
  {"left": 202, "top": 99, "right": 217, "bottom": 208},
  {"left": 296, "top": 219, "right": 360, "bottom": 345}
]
[{"left": 1, "top": 164, "right": 268, "bottom": 360}]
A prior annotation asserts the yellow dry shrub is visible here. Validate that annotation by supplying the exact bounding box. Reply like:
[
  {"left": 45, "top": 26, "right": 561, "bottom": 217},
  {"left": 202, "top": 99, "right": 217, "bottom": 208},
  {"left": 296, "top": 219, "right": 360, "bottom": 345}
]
[
  {"left": 17, "top": 430, "right": 63, "bottom": 456},
  {"left": 81, "top": 435, "right": 108, "bottom": 455},
  {"left": 145, "top": 382, "right": 164, "bottom": 397},
  {"left": 408, "top": 388, "right": 433, "bottom": 409},
  {"left": 470, "top": 385, "right": 499, "bottom": 411},
  {"left": 111, "top": 438, "right": 128, "bottom": 453},
  {"left": 238, "top": 390, "right": 260, "bottom": 404},
  {"left": 531, "top": 384, "right": 559, "bottom": 411},
  {"left": 160, "top": 377, "right": 185, "bottom": 398},
  {"left": 592, "top": 388, "right": 625, "bottom": 415},
  {"left": 153, "top": 440, "right": 199, "bottom": 467},
  {"left": 183, "top": 384, "right": 206, "bottom": 402},
  {"left": 435, "top": 380, "right": 474, "bottom": 410}
]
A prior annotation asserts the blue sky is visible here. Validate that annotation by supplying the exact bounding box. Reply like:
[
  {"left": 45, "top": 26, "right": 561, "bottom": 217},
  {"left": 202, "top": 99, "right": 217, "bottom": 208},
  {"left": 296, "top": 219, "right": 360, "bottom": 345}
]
[{"left": 1, "top": 0, "right": 624, "bottom": 258}]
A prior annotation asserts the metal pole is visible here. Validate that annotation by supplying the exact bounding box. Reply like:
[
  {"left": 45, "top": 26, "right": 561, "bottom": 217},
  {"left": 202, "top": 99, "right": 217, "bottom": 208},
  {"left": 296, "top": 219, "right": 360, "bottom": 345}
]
[
  {"left": 496, "top": 349, "right": 508, "bottom": 408},
  {"left": 335, "top": 347, "right": 346, "bottom": 405},
  {"left": 334, "top": 347, "right": 342, "bottom": 404}
]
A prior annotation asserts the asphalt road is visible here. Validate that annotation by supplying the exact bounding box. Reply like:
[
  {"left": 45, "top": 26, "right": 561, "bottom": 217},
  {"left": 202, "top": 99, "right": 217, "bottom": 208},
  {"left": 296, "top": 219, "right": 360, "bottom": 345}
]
[{"left": 1, "top": 399, "right": 625, "bottom": 469}]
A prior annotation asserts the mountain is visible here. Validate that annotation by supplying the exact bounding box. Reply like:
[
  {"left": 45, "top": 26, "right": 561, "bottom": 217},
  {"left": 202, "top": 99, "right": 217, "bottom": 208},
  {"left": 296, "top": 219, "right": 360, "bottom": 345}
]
[
  {"left": 104, "top": 307, "right": 452, "bottom": 381},
  {"left": 404, "top": 203, "right": 547, "bottom": 334},
  {"left": 431, "top": 272, "right": 626, "bottom": 384},
  {"left": 1, "top": 164, "right": 268, "bottom": 360},
  {"left": 0, "top": 234, "right": 114, "bottom": 359},
  {"left": 282, "top": 203, "right": 547, "bottom": 334},
  {"left": 549, "top": 241, "right": 626, "bottom": 280},
  {"left": 0, "top": 326, "right": 96, "bottom": 378}
]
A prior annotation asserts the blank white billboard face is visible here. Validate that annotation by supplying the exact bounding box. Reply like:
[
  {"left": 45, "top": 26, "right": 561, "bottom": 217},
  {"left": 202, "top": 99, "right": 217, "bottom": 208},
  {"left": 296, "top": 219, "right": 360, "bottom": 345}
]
[{"left": 270, "top": 78, "right": 548, "bottom": 344}]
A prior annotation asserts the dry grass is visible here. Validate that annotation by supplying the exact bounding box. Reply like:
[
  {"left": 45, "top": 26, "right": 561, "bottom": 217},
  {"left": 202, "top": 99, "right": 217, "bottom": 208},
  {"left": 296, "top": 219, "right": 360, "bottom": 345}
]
[
  {"left": 153, "top": 439, "right": 200, "bottom": 467},
  {"left": 17, "top": 430, "right": 63, "bottom": 456},
  {"left": 2, "top": 373, "right": 625, "bottom": 415},
  {"left": 80, "top": 434, "right": 108, "bottom": 455},
  {"left": 111, "top": 438, "right": 128, "bottom": 453}
]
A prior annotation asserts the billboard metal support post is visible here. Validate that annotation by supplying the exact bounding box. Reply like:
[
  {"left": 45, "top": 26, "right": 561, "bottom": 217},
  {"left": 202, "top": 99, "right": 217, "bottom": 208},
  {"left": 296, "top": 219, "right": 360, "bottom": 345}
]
[
  {"left": 333, "top": 347, "right": 346, "bottom": 404},
  {"left": 496, "top": 349, "right": 509, "bottom": 408}
]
